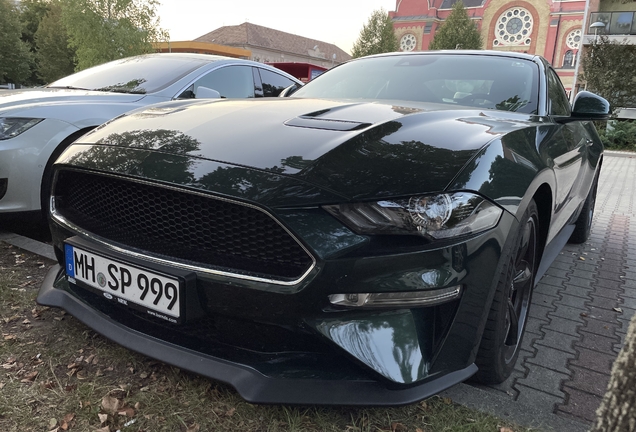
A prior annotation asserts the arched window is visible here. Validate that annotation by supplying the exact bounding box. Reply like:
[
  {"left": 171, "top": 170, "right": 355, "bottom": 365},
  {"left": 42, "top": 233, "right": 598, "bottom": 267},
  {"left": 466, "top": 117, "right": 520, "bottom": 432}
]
[{"left": 563, "top": 50, "right": 574, "bottom": 68}]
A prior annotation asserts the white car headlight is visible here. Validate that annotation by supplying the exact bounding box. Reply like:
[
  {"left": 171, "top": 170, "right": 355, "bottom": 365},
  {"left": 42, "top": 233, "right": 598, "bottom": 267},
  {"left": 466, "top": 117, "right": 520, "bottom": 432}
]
[
  {"left": 323, "top": 192, "right": 503, "bottom": 240},
  {"left": 0, "top": 118, "right": 44, "bottom": 140}
]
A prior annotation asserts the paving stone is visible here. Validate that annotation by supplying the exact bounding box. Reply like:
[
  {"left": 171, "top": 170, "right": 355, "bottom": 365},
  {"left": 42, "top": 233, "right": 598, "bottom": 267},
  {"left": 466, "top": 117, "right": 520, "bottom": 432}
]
[
  {"left": 597, "top": 263, "right": 623, "bottom": 273},
  {"left": 549, "top": 261, "right": 579, "bottom": 272},
  {"left": 529, "top": 303, "right": 553, "bottom": 321},
  {"left": 532, "top": 292, "right": 558, "bottom": 307},
  {"left": 557, "top": 387, "right": 603, "bottom": 423},
  {"left": 513, "top": 348, "right": 534, "bottom": 374},
  {"left": 588, "top": 294, "right": 620, "bottom": 310},
  {"left": 567, "top": 276, "right": 595, "bottom": 289},
  {"left": 575, "top": 332, "right": 619, "bottom": 355},
  {"left": 554, "top": 294, "right": 589, "bottom": 310},
  {"left": 593, "top": 279, "right": 627, "bottom": 290},
  {"left": 540, "top": 274, "right": 567, "bottom": 288},
  {"left": 591, "top": 285, "right": 624, "bottom": 299},
  {"left": 534, "top": 329, "right": 578, "bottom": 355},
  {"left": 546, "top": 267, "right": 570, "bottom": 278},
  {"left": 524, "top": 316, "right": 547, "bottom": 335},
  {"left": 572, "top": 262, "right": 599, "bottom": 273},
  {"left": 526, "top": 345, "right": 575, "bottom": 374},
  {"left": 620, "top": 296, "right": 636, "bottom": 309},
  {"left": 584, "top": 306, "right": 621, "bottom": 323},
  {"left": 563, "top": 366, "right": 611, "bottom": 397},
  {"left": 549, "top": 305, "right": 587, "bottom": 323},
  {"left": 621, "top": 287, "right": 636, "bottom": 299},
  {"left": 595, "top": 270, "right": 625, "bottom": 282},
  {"left": 544, "top": 316, "right": 581, "bottom": 337},
  {"left": 561, "top": 284, "right": 593, "bottom": 299},
  {"left": 571, "top": 347, "right": 616, "bottom": 375},
  {"left": 617, "top": 318, "right": 632, "bottom": 334},
  {"left": 534, "top": 282, "right": 562, "bottom": 297},
  {"left": 515, "top": 364, "right": 569, "bottom": 398},
  {"left": 515, "top": 384, "right": 564, "bottom": 412},
  {"left": 569, "top": 269, "right": 597, "bottom": 280},
  {"left": 480, "top": 369, "right": 523, "bottom": 397}
]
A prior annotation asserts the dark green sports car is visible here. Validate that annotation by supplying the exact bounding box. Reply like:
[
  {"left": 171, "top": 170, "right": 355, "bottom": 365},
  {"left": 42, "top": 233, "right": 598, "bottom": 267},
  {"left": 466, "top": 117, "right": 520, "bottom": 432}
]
[{"left": 38, "top": 51, "right": 609, "bottom": 405}]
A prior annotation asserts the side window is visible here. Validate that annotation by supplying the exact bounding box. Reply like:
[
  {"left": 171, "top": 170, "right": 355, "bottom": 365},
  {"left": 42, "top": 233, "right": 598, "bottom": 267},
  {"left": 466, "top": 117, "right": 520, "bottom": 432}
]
[
  {"left": 185, "top": 66, "right": 255, "bottom": 99},
  {"left": 258, "top": 68, "right": 298, "bottom": 97},
  {"left": 547, "top": 69, "right": 570, "bottom": 116}
]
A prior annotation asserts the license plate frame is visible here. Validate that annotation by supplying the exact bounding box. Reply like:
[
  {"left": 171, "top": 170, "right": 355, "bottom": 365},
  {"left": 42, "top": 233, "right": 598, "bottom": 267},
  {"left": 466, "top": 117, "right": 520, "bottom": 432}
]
[{"left": 64, "top": 242, "right": 185, "bottom": 324}]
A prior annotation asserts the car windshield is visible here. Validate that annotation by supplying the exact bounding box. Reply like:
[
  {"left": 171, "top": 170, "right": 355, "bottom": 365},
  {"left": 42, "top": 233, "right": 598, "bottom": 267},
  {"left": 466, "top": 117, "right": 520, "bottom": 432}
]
[
  {"left": 293, "top": 54, "right": 539, "bottom": 114},
  {"left": 48, "top": 55, "right": 216, "bottom": 94}
]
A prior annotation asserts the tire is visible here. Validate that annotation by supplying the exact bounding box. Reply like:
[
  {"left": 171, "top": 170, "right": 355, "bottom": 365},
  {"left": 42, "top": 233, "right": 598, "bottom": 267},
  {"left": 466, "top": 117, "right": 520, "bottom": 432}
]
[
  {"left": 569, "top": 171, "right": 599, "bottom": 244},
  {"left": 473, "top": 199, "right": 539, "bottom": 384}
]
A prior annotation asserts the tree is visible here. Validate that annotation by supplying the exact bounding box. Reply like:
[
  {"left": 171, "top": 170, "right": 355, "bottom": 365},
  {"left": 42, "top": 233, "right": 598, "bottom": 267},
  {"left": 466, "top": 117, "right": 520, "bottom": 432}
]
[
  {"left": 0, "top": 0, "right": 33, "bottom": 85},
  {"left": 35, "top": 1, "right": 76, "bottom": 83},
  {"left": 19, "top": 0, "right": 50, "bottom": 85},
  {"left": 580, "top": 35, "right": 636, "bottom": 112},
  {"left": 351, "top": 8, "right": 398, "bottom": 58},
  {"left": 590, "top": 313, "right": 636, "bottom": 432},
  {"left": 60, "top": 0, "right": 169, "bottom": 71},
  {"left": 429, "top": 1, "right": 482, "bottom": 50}
]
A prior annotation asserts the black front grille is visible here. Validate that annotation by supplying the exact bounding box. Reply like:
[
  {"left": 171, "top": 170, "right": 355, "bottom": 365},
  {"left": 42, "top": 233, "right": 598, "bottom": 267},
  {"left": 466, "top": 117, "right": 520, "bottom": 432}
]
[{"left": 53, "top": 169, "right": 313, "bottom": 280}]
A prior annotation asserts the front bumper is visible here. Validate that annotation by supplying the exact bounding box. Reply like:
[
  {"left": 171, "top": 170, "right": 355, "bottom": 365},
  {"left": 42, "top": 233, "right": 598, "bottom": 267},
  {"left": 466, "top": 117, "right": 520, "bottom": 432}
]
[{"left": 39, "top": 264, "right": 477, "bottom": 405}]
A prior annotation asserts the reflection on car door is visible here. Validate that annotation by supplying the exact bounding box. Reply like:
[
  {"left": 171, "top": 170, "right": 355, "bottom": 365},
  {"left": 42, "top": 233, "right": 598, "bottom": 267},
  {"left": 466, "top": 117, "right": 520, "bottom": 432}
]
[{"left": 545, "top": 68, "right": 589, "bottom": 236}]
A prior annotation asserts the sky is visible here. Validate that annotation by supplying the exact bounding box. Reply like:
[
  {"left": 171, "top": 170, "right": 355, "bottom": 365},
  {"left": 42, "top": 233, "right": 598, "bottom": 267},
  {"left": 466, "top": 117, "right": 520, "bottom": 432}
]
[{"left": 156, "top": 0, "right": 397, "bottom": 55}]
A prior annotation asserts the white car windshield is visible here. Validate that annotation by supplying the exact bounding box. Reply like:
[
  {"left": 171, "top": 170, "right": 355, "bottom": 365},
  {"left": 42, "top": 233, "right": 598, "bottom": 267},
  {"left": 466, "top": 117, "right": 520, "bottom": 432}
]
[
  {"left": 293, "top": 54, "right": 539, "bottom": 114},
  {"left": 48, "top": 55, "right": 216, "bottom": 94}
]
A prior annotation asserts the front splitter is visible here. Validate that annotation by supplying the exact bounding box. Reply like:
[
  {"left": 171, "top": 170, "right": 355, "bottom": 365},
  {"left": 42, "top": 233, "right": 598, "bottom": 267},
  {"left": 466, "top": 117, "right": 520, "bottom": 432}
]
[{"left": 38, "top": 265, "right": 477, "bottom": 406}]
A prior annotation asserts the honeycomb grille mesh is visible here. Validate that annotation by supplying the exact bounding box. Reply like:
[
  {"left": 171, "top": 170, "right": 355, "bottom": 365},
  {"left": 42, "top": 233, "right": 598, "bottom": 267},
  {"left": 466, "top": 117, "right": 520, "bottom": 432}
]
[{"left": 54, "top": 170, "right": 313, "bottom": 280}]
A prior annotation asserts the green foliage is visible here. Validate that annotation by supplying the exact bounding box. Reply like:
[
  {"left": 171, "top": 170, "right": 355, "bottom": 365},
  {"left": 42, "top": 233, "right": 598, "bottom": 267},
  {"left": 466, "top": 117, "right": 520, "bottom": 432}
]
[
  {"left": 0, "top": 0, "right": 34, "bottom": 85},
  {"left": 580, "top": 36, "right": 636, "bottom": 112},
  {"left": 429, "top": 1, "right": 482, "bottom": 50},
  {"left": 35, "top": 1, "right": 76, "bottom": 83},
  {"left": 599, "top": 120, "right": 636, "bottom": 150},
  {"left": 19, "top": 0, "right": 50, "bottom": 85},
  {"left": 60, "top": 0, "right": 169, "bottom": 71},
  {"left": 351, "top": 8, "right": 398, "bottom": 58}
]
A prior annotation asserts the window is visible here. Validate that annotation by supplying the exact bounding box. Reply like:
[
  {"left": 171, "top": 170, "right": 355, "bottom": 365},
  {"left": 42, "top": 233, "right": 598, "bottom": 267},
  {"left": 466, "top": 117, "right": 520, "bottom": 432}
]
[
  {"left": 547, "top": 69, "right": 570, "bottom": 116},
  {"left": 257, "top": 69, "right": 297, "bottom": 97},
  {"left": 563, "top": 50, "right": 574, "bottom": 68},
  {"left": 400, "top": 34, "right": 417, "bottom": 51},
  {"left": 566, "top": 29, "right": 581, "bottom": 49},
  {"left": 493, "top": 7, "right": 534, "bottom": 47},
  {"left": 188, "top": 66, "right": 255, "bottom": 99}
]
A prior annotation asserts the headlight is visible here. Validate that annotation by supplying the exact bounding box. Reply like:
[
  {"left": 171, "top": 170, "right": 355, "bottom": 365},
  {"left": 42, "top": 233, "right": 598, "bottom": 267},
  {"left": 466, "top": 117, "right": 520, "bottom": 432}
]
[
  {"left": 0, "top": 118, "right": 44, "bottom": 140},
  {"left": 323, "top": 192, "right": 502, "bottom": 239}
]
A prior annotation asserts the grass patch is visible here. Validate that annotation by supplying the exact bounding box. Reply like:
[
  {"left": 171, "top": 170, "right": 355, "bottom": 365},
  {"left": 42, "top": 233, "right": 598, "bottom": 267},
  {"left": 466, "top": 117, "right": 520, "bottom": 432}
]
[{"left": 0, "top": 241, "right": 529, "bottom": 432}]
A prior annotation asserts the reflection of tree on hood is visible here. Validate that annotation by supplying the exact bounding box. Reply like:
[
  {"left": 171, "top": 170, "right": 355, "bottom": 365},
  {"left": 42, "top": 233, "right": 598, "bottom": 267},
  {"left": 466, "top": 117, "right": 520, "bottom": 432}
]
[{"left": 68, "top": 129, "right": 201, "bottom": 185}]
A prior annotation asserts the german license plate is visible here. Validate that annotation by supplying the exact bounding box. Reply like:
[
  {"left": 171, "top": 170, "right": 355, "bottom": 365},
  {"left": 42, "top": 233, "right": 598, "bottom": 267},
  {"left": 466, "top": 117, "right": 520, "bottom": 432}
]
[{"left": 64, "top": 244, "right": 181, "bottom": 323}]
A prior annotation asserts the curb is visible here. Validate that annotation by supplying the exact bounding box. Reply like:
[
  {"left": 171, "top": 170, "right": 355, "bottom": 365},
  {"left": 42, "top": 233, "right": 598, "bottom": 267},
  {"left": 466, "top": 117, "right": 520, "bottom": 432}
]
[{"left": 0, "top": 230, "right": 56, "bottom": 261}]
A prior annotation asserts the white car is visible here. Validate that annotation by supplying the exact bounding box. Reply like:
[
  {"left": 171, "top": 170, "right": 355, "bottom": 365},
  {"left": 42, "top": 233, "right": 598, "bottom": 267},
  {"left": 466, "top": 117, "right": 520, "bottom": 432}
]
[{"left": 0, "top": 53, "right": 302, "bottom": 215}]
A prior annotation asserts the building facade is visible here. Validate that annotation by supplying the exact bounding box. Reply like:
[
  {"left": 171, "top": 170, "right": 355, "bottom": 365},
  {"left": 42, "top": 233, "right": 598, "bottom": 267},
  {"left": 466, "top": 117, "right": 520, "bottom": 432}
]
[{"left": 389, "top": 0, "right": 594, "bottom": 91}]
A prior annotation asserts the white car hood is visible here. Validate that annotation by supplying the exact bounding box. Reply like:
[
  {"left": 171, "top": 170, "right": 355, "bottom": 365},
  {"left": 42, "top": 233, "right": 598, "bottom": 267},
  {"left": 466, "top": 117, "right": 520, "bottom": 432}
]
[{"left": 0, "top": 88, "right": 145, "bottom": 115}]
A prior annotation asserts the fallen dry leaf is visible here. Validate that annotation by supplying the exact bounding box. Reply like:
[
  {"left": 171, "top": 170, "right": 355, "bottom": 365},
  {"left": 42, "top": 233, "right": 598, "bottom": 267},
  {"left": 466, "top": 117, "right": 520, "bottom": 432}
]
[
  {"left": 93, "top": 427, "right": 109, "bottom": 432},
  {"left": 391, "top": 422, "right": 407, "bottom": 431},
  {"left": 443, "top": 397, "right": 452, "bottom": 405},
  {"left": 185, "top": 424, "right": 200, "bottom": 432},
  {"left": 500, "top": 428, "right": 514, "bottom": 432},
  {"left": 98, "top": 413, "right": 108, "bottom": 425},
  {"left": 101, "top": 395, "right": 124, "bottom": 414},
  {"left": 20, "top": 371, "right": 39, "bottom": 383},
  {"left": 226, "top": 407, "right": 236, "bottom": 417},
  {"left": 118, "top": 406, "right": 135, "bottom": 417}
]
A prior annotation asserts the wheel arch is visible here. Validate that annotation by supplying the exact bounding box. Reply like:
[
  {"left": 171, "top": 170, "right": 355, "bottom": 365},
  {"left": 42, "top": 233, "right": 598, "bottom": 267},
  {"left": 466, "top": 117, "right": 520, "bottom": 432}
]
[{"left": 40, "top": 126, "right": 96, "bottom": 213}]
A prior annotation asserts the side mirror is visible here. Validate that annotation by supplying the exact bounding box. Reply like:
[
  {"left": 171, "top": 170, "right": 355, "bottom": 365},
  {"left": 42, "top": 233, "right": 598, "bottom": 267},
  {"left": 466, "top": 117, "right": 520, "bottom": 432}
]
[
  {"left": 572, "top": 91, "right": 610, "bottom": 119},
  {"left": 195, "top": 86, "right": 221, "bottom": 99},
  {"left": 279, "top": 84, "right": 301, "bottom": 97}
]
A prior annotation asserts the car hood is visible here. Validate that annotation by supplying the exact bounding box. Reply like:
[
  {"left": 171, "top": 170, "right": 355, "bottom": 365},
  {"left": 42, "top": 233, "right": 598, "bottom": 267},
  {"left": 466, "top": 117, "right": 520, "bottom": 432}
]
[
  {"left": 68, "top": 98, "right": 537, "bottom": 204},
  {"left": 0, "top": 88, "right": 144, "bottom": 114}
]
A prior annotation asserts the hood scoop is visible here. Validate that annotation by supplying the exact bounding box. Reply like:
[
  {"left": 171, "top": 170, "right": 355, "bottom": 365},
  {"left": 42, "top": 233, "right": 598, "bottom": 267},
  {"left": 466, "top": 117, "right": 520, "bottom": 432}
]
[{"left": 285, "top": 116, "right": 372, "bottom": 131}]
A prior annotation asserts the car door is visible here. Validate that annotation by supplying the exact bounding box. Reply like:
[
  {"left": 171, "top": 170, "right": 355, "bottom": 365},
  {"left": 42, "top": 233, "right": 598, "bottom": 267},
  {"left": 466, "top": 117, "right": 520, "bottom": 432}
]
[
  {"left": 178, "top": 65, "right": 256, "bottom": 99},
  {"left": 545, "top": 67, "right": 589, "bottom": 234}
]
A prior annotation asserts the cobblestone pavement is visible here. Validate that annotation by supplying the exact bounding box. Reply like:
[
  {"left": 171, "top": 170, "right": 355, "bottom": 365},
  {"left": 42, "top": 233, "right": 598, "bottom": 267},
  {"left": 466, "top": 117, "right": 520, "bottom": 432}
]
[{"left": 463, "top": 151, "right": 636, "bottom": 429}]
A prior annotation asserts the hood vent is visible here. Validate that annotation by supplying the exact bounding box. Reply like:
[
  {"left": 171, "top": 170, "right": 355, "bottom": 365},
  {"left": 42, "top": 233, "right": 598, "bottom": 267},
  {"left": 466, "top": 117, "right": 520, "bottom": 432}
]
[{"left": 285, "top": 116, "right": 371, "bottom": 131}]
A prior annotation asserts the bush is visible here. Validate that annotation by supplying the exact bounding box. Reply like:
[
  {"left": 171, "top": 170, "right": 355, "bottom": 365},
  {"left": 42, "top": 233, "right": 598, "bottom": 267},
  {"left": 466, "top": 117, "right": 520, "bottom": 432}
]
[{"left": 599, "top": 120, "right": 636, "bottom": 151}]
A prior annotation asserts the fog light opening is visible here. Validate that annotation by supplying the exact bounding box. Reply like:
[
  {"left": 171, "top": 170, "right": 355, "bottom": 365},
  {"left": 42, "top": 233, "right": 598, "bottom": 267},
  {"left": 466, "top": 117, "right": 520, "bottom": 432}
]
[{"left": 329, "top": 285, "right": 462, "bottom": 308}]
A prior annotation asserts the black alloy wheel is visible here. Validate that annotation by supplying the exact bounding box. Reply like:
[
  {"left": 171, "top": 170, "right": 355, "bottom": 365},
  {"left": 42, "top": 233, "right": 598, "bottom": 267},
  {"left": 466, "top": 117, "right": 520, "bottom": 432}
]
[{"left": 474, "top": 199, "right": 538, "bottom": 384}]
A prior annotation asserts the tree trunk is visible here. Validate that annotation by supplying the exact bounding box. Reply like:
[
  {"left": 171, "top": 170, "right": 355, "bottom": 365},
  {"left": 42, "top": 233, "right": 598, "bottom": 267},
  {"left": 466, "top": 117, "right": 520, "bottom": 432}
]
[{"left": 590, "top": 312, "right": 636, "bottom": 432}]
